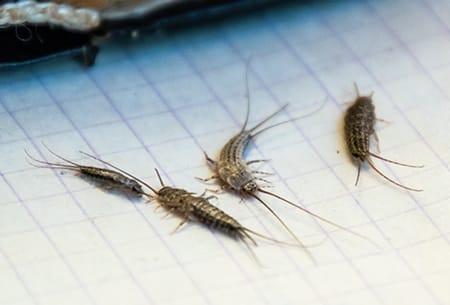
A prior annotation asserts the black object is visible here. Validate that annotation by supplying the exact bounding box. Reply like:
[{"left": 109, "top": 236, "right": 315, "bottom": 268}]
[{"left": 0, "top": 0, "right": 280, "bottom": 68}]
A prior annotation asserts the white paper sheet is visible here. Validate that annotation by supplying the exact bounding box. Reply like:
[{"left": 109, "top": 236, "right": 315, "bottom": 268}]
[{"left": 1, "top": 0, "right": 449, "bottom": 304}]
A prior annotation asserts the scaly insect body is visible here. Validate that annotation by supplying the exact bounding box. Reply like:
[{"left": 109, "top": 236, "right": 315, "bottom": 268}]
[
  {"left": 202, "top": 73, "right": 375, "bottom": 254},
  {"left": 157, "top": 186, "right": 255, "bottom": 244},
  {"left": 344, "top": 85, "right": 423, "bottom": 191},
  {"left": 207, "top": 103, "right": 289, "bottom": 196},
  {"left": 344, "top": 96, "right": 375, "bottom": 162},
  {"left": 216, "top": 131, "right": 258, "bottom": 194},
  {"left": 79, "top": 153, "right": 298, "bottom": 256},
  {"left": 26, "top": 147, "right": 144, "bottom": 195}
]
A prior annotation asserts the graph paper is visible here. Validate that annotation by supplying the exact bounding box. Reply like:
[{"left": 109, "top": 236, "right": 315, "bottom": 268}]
[{"left": 1, "top": 0, "right": 450, "bottom": 304}]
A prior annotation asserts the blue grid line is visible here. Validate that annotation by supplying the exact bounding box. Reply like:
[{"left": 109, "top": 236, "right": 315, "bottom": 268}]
[
  {"left": 118, "top": 51, "right": 277, "bottom": 305},
  {"left": 82, "top": 66, "right": 216, "bottom": 305},
  {"left": 1, "top": 2, "right": 449, "bottom": 304},
  {"left": 266, "top": 9, "right": 444, "bottom": 305},
  {"left": 220, "top": 18, "right": 388, "bottom": 305}
]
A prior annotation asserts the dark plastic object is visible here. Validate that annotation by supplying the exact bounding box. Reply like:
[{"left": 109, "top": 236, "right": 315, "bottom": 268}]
[{"left": 0, "top": 0, "right": 279, "bottom": 68}]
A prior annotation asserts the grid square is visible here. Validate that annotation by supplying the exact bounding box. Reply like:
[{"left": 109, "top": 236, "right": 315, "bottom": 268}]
[
  {"left": 411, "top": 35, "right": 450, "bottom": 69},
  {"left": 108, "top": 86, "right": 168, "bottom": 119},
  {"left": 0, "top": 230, "right": 58, "bottom": 265},
  {"left": 131, "top": 37, "right": 193, "bottom": 83},
  {"left": 425, "top": 0, "right": 450, "bottom": 30},
  {"left": 400, "top": 238, "right": 450, "bottom": 276},
  {"left": 151, "top": 138, "right": 204, "bottom": 173},
  {"left": 422, "top": 271, "right": 450, "bottom": 305},
  {"left": 25, "top": 193, "right": 86, "bottom": 227},
  {"left": 0, "top": 266, "right": 31, "bottom": 305},
  {"left": 93, "top": 148, "right": 157, "bottom": 179},
  {"left": 0, "top": 180, "right": 17, "bottom": 205},
  {"left": 47, "top": 222, "right": 105, "bottom": 255},
  {"left": 37, "top": 130, "right": 93, "bottom": 161},
  {"left": 315, "top": 61, "right": 374, "bottom": 98},
  {"left": 356, "top": 184, "right": 416, "bottom": 221},
  {"left": 180, "top": 37, "right": 239, "bottom": 71},
  {"left": 14, "top": 104, "right": 73, "bottom": 137},
  {"left": 66, "top": 247, "right": 127, "bottom": 284},
  {"left": 87, "top": 277, "right": 148, "bottom": 305},
  {"left": 74, "top": 187, "right": 135, "bottom": 218},
  {"left": 353, "top": 252, "right": 414, "bottom": 286},
  {"left": 377, "top": 209, "right": 441, "bottom": 248},
  {"left": 16, "top": 258, "right": 80, "bottom": 296},
  {"left": 251, "top": 49, "right": 307, "bottom": 85},
  {"left": 176, "top": 101, "right": 233, "bottom": 136},
  {"left": 202, "top": 61, "right": 255, "bottom": 99},
  {"left": 382, "top": 73, "right": 442, "bottom": 111},
  {"left": 305, "top": 262, "right": 365, "bottom": 296},
  {"left": 40, "top": 72, "right": 100, "bottom": 102},
  {"left": 0, "top": 140, "right": 36, "bottom": 173},
  {"left": 0, "top": 203, "right": 37, "bottom": 235},
  {"left": 5, "top": 168, "right": 66, "bottom": 201},
  {"left": 324, "top": 1, "right": 378, "bottom": 32},
  {"left": 154, "top": 74, "right": 214, "bottom": 108},
  {"left": 340, "top": 24, "right": 398, "bottom": 58},
  {"left": 82, "top": 122, "right": 141, "bottom": 154},
  {"left": 136, "top": 266, "right": 198, "bottom": 304},
  {"left": 362, "top": 48, "right": 421, "bottom": 82},
  {"left": 61, "top": 95, "right": 120, "bottom": 129},
  {"left": 292, "top": 36, "right": 353, "bottom": 72},
  {"left": 0, "top": 79, "right": 52, "bottom": 111},
  {"left": 35, "top": 289, "right": 92, "bottom": 305},
  {"left": 425, "top": 199, "right": 450, "bottom": 234},
  {"left": 128, "top": 111, "right": 189, "bottom": 145},
  {"left": 221, "top": 16, "right": 284, "bottom": 57},
  {"left": 264, "top": 142, "right": 325, "bottom": 179},
  {"left": 380, "top": 6, "right": 446, "bottom": 43},
  {"left": 93, "top": 212, "right": 156, "bottom": 245},
  {"left": 257, "top": 272, "right": 318, "bottom": 304},
  {"left": 90, "top": 61, "right": 146, "bottom": 92},
  {"left": 375, "top": 280, "right": 436, "bottom": 305},
  {"left": 115, "top": 236, "right": 178, "bottom": 274},
  {"left": 286, "top": 167, "right": 348, "bottom": 205},
  {"left": 269, "top": 4, "right": 332, "bottom": 44},
  {"left": 184, "top": 256, "right": 245, "bottom": 291}
]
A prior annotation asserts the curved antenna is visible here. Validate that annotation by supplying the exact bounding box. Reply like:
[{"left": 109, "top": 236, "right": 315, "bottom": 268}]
[
  {"left": 241, "top": 56, "right": 253, "bottom": 132},
  {"left": 353, "top": 82, "right": 374, "bottom": 99},
  {"left": 79, "top": 151, "right": 159, "bottom": 195},
  {"left": 355, "top": 163, "right": 362, "bottom": 186},
  {"left": 41, "top": 143, "right": 84, "bottom": 167},
  {"left": 248, "top": 103, "right": 289, "bottom": 134},
  {"left": 25, "top": 149, "right": 79, "bottom": 171},
  {"left": 154, "top": 168, "right": 165, "bottom": 187},
  {"left": 243, "top": 227, "right": 322, "bottom": 248},
  {"left": 368, "top": 152, "right": 423, "bottom": 168},
  {"left": 258, "top": 188, "right": 379, "bottom": 248},
  {"left": 251, "top": 97, "right": 328, "bottom": 138},
  {"left": 353, "top": 82, "right": 361, "bottom": 97},
  {"left": 249, "top": 193, "right": 316, "bottom": 264},
  {"left": 240, "top": 229, "right": 258, "bottom": 246},
  {"left": 240, "top": 233, "right": 261, "bottom": 266},
  {"left": 366, "top": 157, "right": 423, "bottom": 192}
]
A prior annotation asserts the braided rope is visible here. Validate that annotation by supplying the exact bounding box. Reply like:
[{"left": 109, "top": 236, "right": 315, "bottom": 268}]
[{"left": 0, "top": 1, "right": 100, "bottom": 31}]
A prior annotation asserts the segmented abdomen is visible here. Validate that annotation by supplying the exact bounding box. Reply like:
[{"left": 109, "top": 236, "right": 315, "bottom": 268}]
[
  {"left": 80, "top": 166, "right": 143, "bottom": 192},
  {"left": 344, "top": 98, "right": 375, "bottom": 160},
  {"left": 219, "top": 132, "right": 251, "bottom": 163},
  {"left": 191, "top": 198, "right": 242, "bottom": 237}
]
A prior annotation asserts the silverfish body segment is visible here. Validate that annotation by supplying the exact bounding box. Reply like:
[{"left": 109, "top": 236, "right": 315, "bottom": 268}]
[
  {"left": 343, "top": 85, "right": 423, "bottom": 192},
  {"left": 26, "top": 148, "right": 144, "bottom": 195},
  {"left": 157, "top": 186, "right": 251, "bottom": 241}
]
